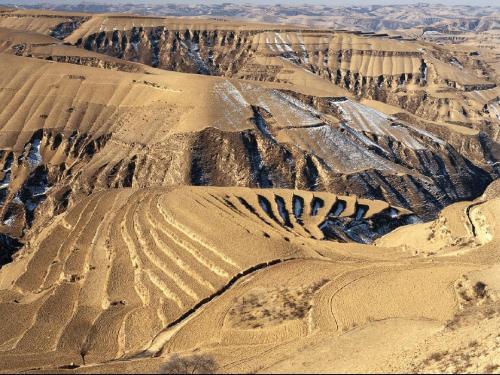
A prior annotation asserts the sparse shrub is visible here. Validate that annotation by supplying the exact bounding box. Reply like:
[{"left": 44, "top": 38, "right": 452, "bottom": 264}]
[
  {"left": 159, "top": 353, "right": 218, "bottom": 374},
  {"left": 485, "top": 364, "right": 500, "bottom": 373},
  {"left": 80, "top": 341, "right": 90, "bottom": 366},
  {"left": 460, "top": 353, "right": 471, "bottom": 364},
  {"left": 468, "top": 340, "right": 478, "bottom": 348},
  {"left": 228, "top": 279, "right": 329, "bottom": 329},
  {"left": 473, "top": 281, "right": 487, "bottom": 298},
  {"left": 459, "top": 290, "right": 472, "bottom": 302},
  {"left": 425, "top": 350, "right": 448, "bottom": 364}
]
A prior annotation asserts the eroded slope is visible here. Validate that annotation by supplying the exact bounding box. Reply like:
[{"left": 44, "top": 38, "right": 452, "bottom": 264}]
[
  {"left": 0, "top": 186, "right": 409, "bottom": 370},
  {"left": 0, "top": 184, "right": 497, "bottom": 373},
  {"left": 0, "top": 53, "right": 495, "bottom": 243}
]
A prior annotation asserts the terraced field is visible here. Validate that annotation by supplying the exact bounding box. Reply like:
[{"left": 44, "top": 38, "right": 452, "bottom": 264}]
[
  {"left": 1, "top": 185, "right": 498, "bottom": 373},
  {"left": 0, "top": 7, "right": 498, "bottom": 374},
  {"left": 0, "top": 187, "right": 410, "bottom": 368}
]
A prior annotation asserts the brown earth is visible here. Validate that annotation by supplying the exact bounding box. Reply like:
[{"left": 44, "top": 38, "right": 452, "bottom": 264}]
[{"left": 0, "top": 8, "right": 498, "bottom": 374}]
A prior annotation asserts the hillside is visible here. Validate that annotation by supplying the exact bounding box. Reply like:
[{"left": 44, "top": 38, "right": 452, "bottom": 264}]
[{"left": 0, "top": 8, "right": 498, "bottom": 374}]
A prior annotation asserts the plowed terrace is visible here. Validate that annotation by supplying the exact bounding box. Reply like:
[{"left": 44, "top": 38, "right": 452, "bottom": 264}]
[{"left": 0, "top": 9, "right": 499, "bottom": 374}]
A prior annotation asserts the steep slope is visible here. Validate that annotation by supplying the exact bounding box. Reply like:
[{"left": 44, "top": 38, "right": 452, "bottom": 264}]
[
  {"left": 0, "top": 9, "right": 88, "bottom": 37},
  {"left": 0, "top": 26, "right": 156, "bottom": 73},
  {"left": 67, "top": 17, "right": 498, "bottom": 127},
  {"left": 0, "top": 12, "right": 498, "bottom": 373},
  {"left": 0, "top": 52, "right": 495, "bottom": 243}
]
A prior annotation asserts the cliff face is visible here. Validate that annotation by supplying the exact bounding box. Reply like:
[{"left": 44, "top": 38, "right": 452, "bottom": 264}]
[
  {"left": 0, "top": 20, "right": 498, "bottom": 244},
  {"left": 76, "top": 27, "right": 498, "bottom": 127},
  {"left": 0, "top": 101, "right": 493, "bottom": 240},
  {"left": 78, "top": 28, "right": 255, "bottom": 76}
]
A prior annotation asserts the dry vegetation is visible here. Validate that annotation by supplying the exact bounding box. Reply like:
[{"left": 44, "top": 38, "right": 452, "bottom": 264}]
[
  {"left": 228, "top": 279, "right": 329, "bottom": 329},
  {"left": 411, "top": 300, "right": 500, "bottom": 374},
  {"left": 0, "top": 6, "right": 498, "bottom": 374},
  {"left": 159, "top": 353, "right": 218, "bottom": 374}
]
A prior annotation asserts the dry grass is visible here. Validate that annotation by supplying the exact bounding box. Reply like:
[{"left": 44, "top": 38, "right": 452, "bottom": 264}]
[
  {"left": 446, "top": 300, "right": 500, "bottom": 330},
  {"left": 159, "top": 353, "right": 218, "bottom": 374},
  {"left": 424, "top": 350, "right": 449, "bottom": 364},
  {"left": 228, "top": 279, "right": 329, "bottom": 329},
  {"left": 468, "top": 340, "right": 478, "bottom": 348},
  {"left": 414, "top": 298, "right": 500, "bottom": 374},
  {"left": 485, "top": 364, "right": 500, "bottom": 373},
  {"left": 473, "top": 281, "right": 487, "bottom": 298}
]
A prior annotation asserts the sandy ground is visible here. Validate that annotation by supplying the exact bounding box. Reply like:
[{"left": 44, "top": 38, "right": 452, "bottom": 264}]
[{"left": 0, "top": 11, "right": 498, "bottom": 374}]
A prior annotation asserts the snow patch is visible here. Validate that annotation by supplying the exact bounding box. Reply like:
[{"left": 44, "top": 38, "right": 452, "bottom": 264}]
[
  {"left": 0, "top": 171, "right": 11, "bottom": 190},
  {"left": 275, "top": 196, "right": 291, "bottom": 227},
  {"left": 297, "top": 34, "right": 309, "bottom": 63},
  {"left": 403, "top": 123, "right": 446, "bottom": 145},
  {"left": 491, "top": 100, "right": 500, "bottom": 120},
  {"left": 293, "top": 196, "right": 304, "bottom": 221},
  {"left": 258, "top": 196, "right": 271, "bottom": 215},
  {"left": 265, "top": 37, "right": 276, "bottom": 53},
  {"left": 181, "top": 40, "right": 210, "bottom": 73},
  {"left": 387, "top": 208, "right": 399, "bottom": 219},
  {"left": 331, "top": 200, "right": 346, "bottom": 217},
  {"left": 27, "top": 138, "right": 43, "bottom": 168},
  {"left": 334, "top": 100, "right": 425, "bottom": 150},
  {"left": 254, "top": 111, "right": 275, "bottom": 141},
  {"left": 273, "top": 33, "right": 285, "bottom": 53},
  {"left": 340, "top": 123, "right": 387, "bottom": 153},
  {"left": 2, "top": 217, "right": 14, "bottom": 227},
  {"left": 449, "top": 58, "right": 463, "bottom": 70},
  {"left": 275, "top": 32, "right": 294, "bottom": 53},
  {"left": 355, "top": 205, "right": 368, "bottom": 220},
  {"left": 25, "top": 200, "right": 37, "bottom": 212},
  {"left": 295, "top": 124, "right": 395, "bottom": 172},
  {"left": 270, "top": 90, "right": 321, "bottom": 127},
  {"left": 212, "top": 81, "right": 249, "bottom": 130},
  {"left": 275, "top": 91, "right": 320, "bottom": 116}
]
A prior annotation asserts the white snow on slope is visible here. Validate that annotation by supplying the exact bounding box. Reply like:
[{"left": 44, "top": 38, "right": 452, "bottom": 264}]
[
  {"left": 27, "top": 138, "right": 43, "bottom": 167},
  {"left": 265, "top": 36, "right": 276, "bottom": 53},
  {"left": 275, "top": 32, "right": 294, "bottom": 52},
  {"left": 212, "top": 81, "right": 250, "bottom": 130},
  {"left": 285, "top": 124, "right": 397, "bottom": 173},
  {"left": 334, "top": 100, "right": 426, "bottom": 150},
  {"left": 491, "top": 100, "right": 500, "bottom": 120}
]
